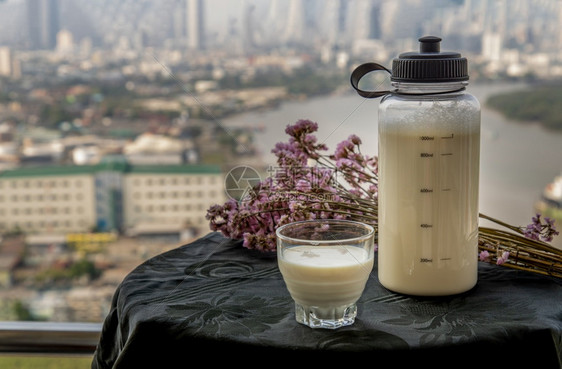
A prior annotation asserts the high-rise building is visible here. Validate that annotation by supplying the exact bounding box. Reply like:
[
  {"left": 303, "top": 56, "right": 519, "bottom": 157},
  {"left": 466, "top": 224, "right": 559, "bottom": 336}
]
[
  {"left": 284, "top": 0, "right": 305, "bottom": 43},
  {"left": 187, "top": 0, "right": 205, "bottom": 50},
  {"left": 369, "top": 2, "right": 382, "bottom": 39},
  {"left": 242, "top": 1, "right": 257, "bottom": 49},
  {"left": 56, "top": 29, "right": 74, "bottom": 55},
  {"left": 0, "top": 47, "right": 12, "bottom": 77},
  {"left": 26, "top": 0, "right": 60, "bottom": 50},
  {"left": 349, "top": 0, "right": 374, "bottom": 41},
  {"left": 0, "top": 47, "right": 21, "bottom": 79},
  {"left": 317, "top": 0, "right": 345, "bottom": 47}
]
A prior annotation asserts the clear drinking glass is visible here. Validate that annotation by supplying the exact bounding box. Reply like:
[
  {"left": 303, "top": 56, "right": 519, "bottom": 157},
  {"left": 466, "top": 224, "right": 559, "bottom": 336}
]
[{"left": 276, "top": 219, "right": 375, "bottom": 329}]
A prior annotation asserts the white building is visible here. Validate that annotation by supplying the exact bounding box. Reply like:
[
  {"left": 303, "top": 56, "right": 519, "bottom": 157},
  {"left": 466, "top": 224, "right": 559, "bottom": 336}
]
[
  {"left": 0, "top": 167, "right": 97, "bottom": 234},
  {"left": 0, "top": 47, "right": 12, "bottom": 77},
  {"left": 122, "top": 164, "right": 224, "bottom": 236},
  {"left": 0, "top": 46, "right": 20, "bottom": 79},
  {"left": 56, "top": 29, "right": 74, "bottom": 55},
  {"left": 186, "top": 0, "right": 205, "bottom": 50},
  {"left": 0, "top": 160, "right": 224, "bottom": 238}
]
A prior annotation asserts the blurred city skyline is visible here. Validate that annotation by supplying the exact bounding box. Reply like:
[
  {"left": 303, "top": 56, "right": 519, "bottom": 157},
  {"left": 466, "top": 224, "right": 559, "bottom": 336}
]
[{"left": 0, "top": 0, "right": 560, "bottom": 55}]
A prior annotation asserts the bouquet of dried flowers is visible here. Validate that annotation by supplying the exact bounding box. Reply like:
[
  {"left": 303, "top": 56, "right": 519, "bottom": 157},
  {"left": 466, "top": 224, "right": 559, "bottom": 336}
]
[{"left": 206, "top": 119, "right": 561, "bottom": 278}]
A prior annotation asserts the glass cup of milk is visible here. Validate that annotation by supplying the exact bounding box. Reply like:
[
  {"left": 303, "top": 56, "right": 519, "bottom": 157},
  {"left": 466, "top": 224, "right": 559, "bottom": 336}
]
[{"left": 276, "top": 219, "right": 375, "bottom": 329}]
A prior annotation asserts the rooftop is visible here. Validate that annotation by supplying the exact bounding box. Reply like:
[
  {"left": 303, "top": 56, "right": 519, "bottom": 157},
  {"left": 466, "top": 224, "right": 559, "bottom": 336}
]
[{"left": 0, "top": 159, "right": 222, "bottom": 179}]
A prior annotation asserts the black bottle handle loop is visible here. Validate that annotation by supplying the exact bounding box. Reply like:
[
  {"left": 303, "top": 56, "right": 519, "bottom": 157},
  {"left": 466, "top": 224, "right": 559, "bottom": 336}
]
[
  {"left": 351, "top": 62, "right": 467, "bottom": 98},
  {"left": 350, "top": 62, "right": 392, "bottom": 99}
]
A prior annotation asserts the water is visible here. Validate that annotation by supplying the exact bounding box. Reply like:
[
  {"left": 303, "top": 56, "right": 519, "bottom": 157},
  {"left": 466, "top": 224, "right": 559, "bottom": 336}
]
[{"left": 223, "top": 82, "right": 562, "bottom": 232}]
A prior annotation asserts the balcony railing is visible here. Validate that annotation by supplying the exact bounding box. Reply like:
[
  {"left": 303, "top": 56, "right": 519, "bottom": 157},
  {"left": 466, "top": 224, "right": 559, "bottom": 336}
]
[{"left": 0, "top": 321, "right": 101, "bottom": 356}]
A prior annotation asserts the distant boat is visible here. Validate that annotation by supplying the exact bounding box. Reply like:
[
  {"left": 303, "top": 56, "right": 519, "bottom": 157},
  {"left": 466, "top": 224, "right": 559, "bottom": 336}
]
[
  {"left": 542, "top": 173, "right": 562, "bottom": 209},
  {"left": 535, "top": 173, "right": 562, "bottom": 249}
]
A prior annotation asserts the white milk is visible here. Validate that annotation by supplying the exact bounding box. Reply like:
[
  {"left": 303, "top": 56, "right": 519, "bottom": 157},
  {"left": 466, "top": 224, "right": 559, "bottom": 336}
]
[
  {"left": 278, "top": 245, "right": 373, "bottom": 308},
  {"left": 378, "top": 123, "right": 480, "bottom": 296}
]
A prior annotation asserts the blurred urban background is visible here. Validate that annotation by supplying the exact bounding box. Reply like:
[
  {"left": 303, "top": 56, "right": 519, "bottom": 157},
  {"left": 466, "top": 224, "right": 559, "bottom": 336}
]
[{"left": 0, "top": 0, "right": 561, "bottom": 325}]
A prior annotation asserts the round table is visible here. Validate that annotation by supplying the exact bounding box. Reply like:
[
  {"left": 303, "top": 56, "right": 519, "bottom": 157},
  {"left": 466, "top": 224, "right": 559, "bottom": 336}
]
[{"left": 91, "top": 232, "right": 562, "bottom": 368}]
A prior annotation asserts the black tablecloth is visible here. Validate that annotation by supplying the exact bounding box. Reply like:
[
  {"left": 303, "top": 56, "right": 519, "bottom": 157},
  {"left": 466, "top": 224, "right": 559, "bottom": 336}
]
[{"left": 91, "top": 232, "right": 562, "bottom": 368}]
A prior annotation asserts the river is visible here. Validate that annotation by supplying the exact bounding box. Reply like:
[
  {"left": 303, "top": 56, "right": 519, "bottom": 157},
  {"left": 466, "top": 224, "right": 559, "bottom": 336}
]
[{"left": 223, "top": 81, "right": 562, "bottom": 237}]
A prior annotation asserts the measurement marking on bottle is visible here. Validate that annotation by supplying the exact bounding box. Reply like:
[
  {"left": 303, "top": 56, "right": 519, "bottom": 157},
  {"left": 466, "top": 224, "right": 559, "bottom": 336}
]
[
  {"left": 419, "top": 136, "right": 435, "bottom": 141},
  {"left": 420, "top": 258, "right": 433, "bottom": 263},
  {"left": 420, "top": 188, "right": 433, "bottom": 193},
  {"left": 440, "top": 258, "right": 452, "bottom": 261},
  {"left": 441, "top": 133, "right": 454, "bottom": 139},
  {"left": 441, "top": 188, "right": 451, "bottom": 192},
  {"left": 420, "top": 223, "right": 433, "bottom": 228},
  {"left": 420, "top": 152, "right": 434, "bottom": 157},
  {"left": 440, "top": 153, "right": 453, "bottom": 156}
]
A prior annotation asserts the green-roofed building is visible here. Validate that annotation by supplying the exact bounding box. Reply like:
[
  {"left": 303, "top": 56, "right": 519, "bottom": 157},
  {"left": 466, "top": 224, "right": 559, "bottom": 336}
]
[{"left": 0, "top": 158, "right": 224, "bottom": 237}]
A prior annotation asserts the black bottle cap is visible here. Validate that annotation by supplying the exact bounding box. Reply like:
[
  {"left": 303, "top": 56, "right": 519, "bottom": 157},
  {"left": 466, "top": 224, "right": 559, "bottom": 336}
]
[{"left": 391, "top": 36, "right": 468, "bottom": 82}]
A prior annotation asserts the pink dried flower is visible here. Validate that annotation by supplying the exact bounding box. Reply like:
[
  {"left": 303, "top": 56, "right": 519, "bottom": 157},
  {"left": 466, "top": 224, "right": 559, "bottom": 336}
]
[
  {"left": 205, "top": 119, "right": 378, "bottom": 251},
  {"left": 496, "top": 251, "right": 510, "bottom": 265},
  {"left": 349, "top": 134, "right": 362, "bottom": 145},
  {"left": 479, "top": 250, "right": 491, "bottom": 262},
  {"left": 522, "top": 213, "right": 559, "bottom": 243}
]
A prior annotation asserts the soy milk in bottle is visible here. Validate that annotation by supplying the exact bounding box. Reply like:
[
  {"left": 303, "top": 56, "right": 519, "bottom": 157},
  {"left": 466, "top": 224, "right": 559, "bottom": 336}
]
[{"left": 351, "top": 36, "right": 481, "bottom": 296}]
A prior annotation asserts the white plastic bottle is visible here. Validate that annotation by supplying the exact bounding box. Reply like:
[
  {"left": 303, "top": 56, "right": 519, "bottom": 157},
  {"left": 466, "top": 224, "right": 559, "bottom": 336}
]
[{"left": 352, "top": 36, "right": 481, "bottom": 295}]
